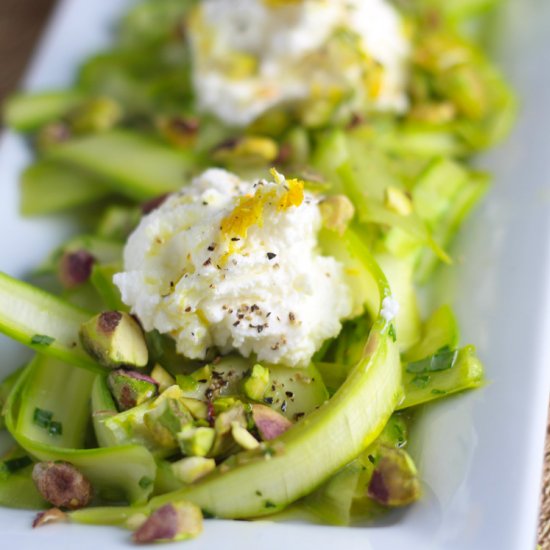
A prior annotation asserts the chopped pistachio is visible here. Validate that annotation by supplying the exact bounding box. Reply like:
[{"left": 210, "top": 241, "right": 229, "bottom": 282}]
[
  {"left": 32, "top": 508, "right": 68, "bottom": 528},
  {"left": 212, "top": 397, "right": 240, "bottom": 415},
  {"left": 32, "top": 462, "right": 92, "bottom": 510},
  {"left": 171, "top": 457, "right": 216, "bottom": 484},
  {"left": 180, "top": 397, "right": 208, "bottom": 420},
  {"left": 126, "top": 512, "right": 148, "bottom": 531},
  {"left": 144, "top": 398, "right": 193, "bottom": 448},
  {"left": 231, "top": 422, "right": 259, "bottom": 450},
  {"left": 252, "top": 404, "right": 292, "bottom": 441},
  {"left": 150, "top": 364, "right": 176, "bottom": 393},
  {"left": 177, "top": 426, "right": 216, "bottom": 457},
  {"left": 207, "top": 404, "right": 248, "bottom": 457},
  {"left": 212, "top": 136, "right": 279, "bottom": 166},
  {"left": 243, "top": 364, "right": 270, "bottom": 401},
  {"left": 36, "top": 121, "right": 71, "bottom": 151},
  {"left": 319, "top": 195, "right": 355, "bottom": 235},
  {"left": 384, "top": 187, "right": 413, "bottom": 216},
  {"left": 68, "top": 96, "right": 123, "bottom": 134},
  {"left": 79, "top": 311, "right": 148, "bottom": 369},
  {"left": 132, "top": 501, "right": 203, "bottom": 543},
  {"left": 58, "top": 249, "right": 96, "bottom": 288},
  {"left": 157, "top": 116, "right": 199, "bottom": 149},
  {"left": 107, "top": 369, "right": 158, "bottom": 411},
  {"left": 367, "top": 446, "right": 421, "bottom": 507}
]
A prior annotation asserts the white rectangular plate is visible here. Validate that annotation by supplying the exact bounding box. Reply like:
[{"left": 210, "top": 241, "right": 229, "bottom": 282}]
[{"left": 1, "top": 1, "right": 549, "bottom": 548}]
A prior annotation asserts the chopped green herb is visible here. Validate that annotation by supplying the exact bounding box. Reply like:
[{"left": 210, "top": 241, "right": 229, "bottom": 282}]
[
  {"left": 255, "top": 490, "right": 263, "bottom": 497},
  {"left": 264, "top": 500, "right": 277, "bottom": 509},
  {"left": 30, "top": 334, "right": 55, "bottom": 346},
  {"left": 138, "top": 476, "right": 154, "bottom": 489},
  {"left": 406, "top": 347, "right": 458, "bottom": 374},
  {"left": 2, "top": 456, "right": 33, "bottom": 473},
  {"left": 48, "top": 421, "right": 63, "bottom": 436},
  {"left": 202, "top": 510, "right": 215, "bottom": 519},
  {"left": 431, "top": 389, "right": 447, "bottom": 395},
  {"left": 388, "top": 324, "right": 397, "bottom": 342},
  {"left": 33, "top": 407, "right": 53, "bottom": 428},
  {"left": 411, "top": 374, "right": 431, "bottom": 388}
]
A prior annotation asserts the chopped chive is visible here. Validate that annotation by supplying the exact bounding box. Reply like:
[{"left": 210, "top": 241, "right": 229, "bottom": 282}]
[
  {"left": 48, "top": 421, "right": 63, "bottom": 436},
  {"left": 30, "top": 334, "right": 55, "bottom": 346},
  {"left": 3, "top": 456, "right": 33, "bottom": 473},
  {"left": 33, "top": 407, "right": 53, "bottom": 428}
]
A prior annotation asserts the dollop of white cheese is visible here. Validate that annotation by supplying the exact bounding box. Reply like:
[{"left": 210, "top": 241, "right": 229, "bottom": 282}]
[
  {"left": 114, "top": 169, "right": 352, "bottom": 367},
  {"left": 189, "top": 0, "right": 410, "bottom": 126}
]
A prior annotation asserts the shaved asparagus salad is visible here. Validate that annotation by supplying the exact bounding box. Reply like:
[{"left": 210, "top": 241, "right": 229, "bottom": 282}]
[{"left": 0, "top": 0, "right": 514, "bottom": 544}]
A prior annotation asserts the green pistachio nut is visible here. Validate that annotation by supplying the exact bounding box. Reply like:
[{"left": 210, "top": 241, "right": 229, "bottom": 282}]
[
  {"left": 68, "top": 97, "right": 123, "bottom": 134},
  {"left": 242, "top": 364, "right": 270, "bottom": 401},
  {"left": 212, "top": 136, "right": 279, "bottom": 166},
  {"left": 251, "top": 404, "right": 292, "bottom": 441},
  {"left": 231, "top": 422, "right": 259, "bottom": 450},
  {"left": 367, "top": 446, "right": 421, "bottom": 507},
  {"left": 79, "top": 311, "right": 149, "bottom": 369},
  {"left": 107, "top": 368, "right": 158, "bottom": 411},
  {"left": 171, "top": 457, "right": 216, "bottom": 484},
  {"left": 132, "top": 501, "right": 203, "bottom": 543},
  {"left": 150, "top": 364, "right": 176, "bottom": 393},
  {"left": 177, "top": 426, "right": 216, "bottom": 457},
  {"left": 212, "top": 397, "right": 240, "bottom": 415},
  {"left": 180, "top": 398, "right": 208, "bottom": 420},
  {"left": 144, "top": 398, "right": 193, "bottom": 448}
]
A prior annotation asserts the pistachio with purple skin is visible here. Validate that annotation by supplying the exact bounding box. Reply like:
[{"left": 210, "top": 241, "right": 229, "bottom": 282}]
[
  {"left": 79, "top": 311, "right": 149, "bottom": 369},
  {"left": 157, "top": 116, "right": 199, "bottom": 150},
  {"left": 32, "top": 462, "right": 92, "bottom": 510},
  {"left": 58, "top": 249, "right": 96, "bottom": 288},
  {"left": 107, "top": 368, "right": 158, "bottom": 411},
  {"left": 36, "top": 121, "right": 72, "bottom": 151},
  {"left": 367, "top": 446, "right": 421, "bottom": 507},
  {"left": 132, "top": 501, "right": 203, "bottom": 543},
  {"left": 252, "top": 404, "right": 292, "bottom": 441},
  {"left": 32, "top": 508, "right": 68, "bottom": 528}
]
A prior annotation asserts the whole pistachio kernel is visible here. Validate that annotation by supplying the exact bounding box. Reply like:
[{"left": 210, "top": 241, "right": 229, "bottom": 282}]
[
  {"left": 79, "top": 311, "right": 149, "bottom": 369},
  {"left": 32, "top": 462, "right": 92, "bottom": 510}
]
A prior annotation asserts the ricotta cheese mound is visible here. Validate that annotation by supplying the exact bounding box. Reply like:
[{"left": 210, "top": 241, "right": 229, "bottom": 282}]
[
  {"left": 113, "top": 168, "right": 353, "bottom": 367},
  {"left": 188, "top": 0, "right": 410, "bottom": 126}
]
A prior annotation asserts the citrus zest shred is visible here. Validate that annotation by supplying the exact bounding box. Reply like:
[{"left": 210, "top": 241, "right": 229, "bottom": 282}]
[{"left": 218, "top": 170, "right": 304, "bottom": 264}]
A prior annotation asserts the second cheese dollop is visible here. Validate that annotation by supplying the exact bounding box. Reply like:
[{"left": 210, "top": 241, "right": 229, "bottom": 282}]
[{"left": 189, "top": 0, "right": 410, "bottom": 126}]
